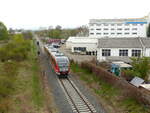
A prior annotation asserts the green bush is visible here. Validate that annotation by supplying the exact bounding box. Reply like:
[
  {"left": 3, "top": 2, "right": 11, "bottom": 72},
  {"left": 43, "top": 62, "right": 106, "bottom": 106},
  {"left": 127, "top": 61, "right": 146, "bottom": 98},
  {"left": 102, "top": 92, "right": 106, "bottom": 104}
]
[
  {"left": 0, "top": 22, "right": 9, "bottom": 40},
  {"left": 128, "top": 57, "right": 150, "bottom": 80},
  {"left": 0, "top": 62, "right": 18, "bottom": 112},
  {"left": 0, "top": 34, "right": 31, "bottom": 61},
  {"left": 0, "top": 33, "right": 32, "bottom": 112}
]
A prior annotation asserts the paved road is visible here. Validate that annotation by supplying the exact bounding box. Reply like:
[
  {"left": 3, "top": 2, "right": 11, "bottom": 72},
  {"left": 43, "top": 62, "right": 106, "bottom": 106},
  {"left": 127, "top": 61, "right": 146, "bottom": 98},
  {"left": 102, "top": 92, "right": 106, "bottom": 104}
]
[{"left": 35, "top": 36, "right": 106, "bottom": 113}]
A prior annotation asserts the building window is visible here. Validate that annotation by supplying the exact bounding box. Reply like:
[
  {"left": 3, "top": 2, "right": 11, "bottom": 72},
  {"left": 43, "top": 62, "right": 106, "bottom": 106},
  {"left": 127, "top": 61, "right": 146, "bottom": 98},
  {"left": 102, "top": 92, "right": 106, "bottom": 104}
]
[
  {"left": 90, "top": 23, "right": 94, "bottom": 26},
  {"left": 104, "top": 33, "right": 109, "bottom": 35},
  {"left": 96, "top": 28, "right": 101, "bottom": 30},
  {"left": 102, "top": 49, "right": 111, "bottom": 56},
  {"left": 125, "top": 24, "right": 130, "bottom": 26},
  {"left": 132, "top": 50, "right": 141, "bottom": 57},
  {"left": 79, "top": 47, "right": 86, "bottom": 52},
  {"left": 132, "top": 32, "right": 137, "bottom": 35},
  {"left": 125, "top": 32, "right": 129, "bottom": 35},
  {"left": 104, "top": 24, "right": 108, "bottom": 26},
  {"left": 117, "top": 28, "right": 122, "bottom": 30},
  {"left": 111, "top": 33, "right": 115, "bottom": 35},
  {"left": 111, "top": 24, "right": 115, "bottom": 26},
  {"left": 96, "top": 33, "right": 101, "bottom": 35},
  {"left": 117, "top": 24, "right": 122, "bottom": 26},
  {"left": 119, "top": 50, "right": 128, "bottom": 56},
  {"left": 125, "top": 28, "right": 129, "bottom": 30},
  {"left": 104, "top": 28, "right": 108, "bottom": 30},
  {"left": 117, "top": 33, "right": 122, "bottom": 35},
  {"left": 90, "top": 33, "right": 94, "bottom": 35},
  {"left": 132, "top": 28, "right": 137, "bottom": 30},
  {"left": 74, "top": 47, "right": 86, "bottom": 52},
  {"left": 74, "top": 47, "right": 78, "bottom": 51},
  {"left": 140, "top": 24, "right": 143, "bottom": 26},
  {"left": 97, "top": 24, "right": 101, "bottom": 26},
  {"left": 111, "top": 28, "right": 115, "bottom": 30},
  {"left": 90, "top": 28, "right": 94, "bottom": 30},
  {"left": 133, "top": 24, "right": 137, "bottom": 26}
]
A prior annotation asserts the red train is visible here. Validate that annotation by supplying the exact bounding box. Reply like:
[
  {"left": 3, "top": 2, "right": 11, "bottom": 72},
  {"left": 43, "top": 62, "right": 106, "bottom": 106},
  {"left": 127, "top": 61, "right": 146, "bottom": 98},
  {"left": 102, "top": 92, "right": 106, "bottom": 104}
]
[{"left": 44, "top": 45, "right": 70, "bottom": 77}]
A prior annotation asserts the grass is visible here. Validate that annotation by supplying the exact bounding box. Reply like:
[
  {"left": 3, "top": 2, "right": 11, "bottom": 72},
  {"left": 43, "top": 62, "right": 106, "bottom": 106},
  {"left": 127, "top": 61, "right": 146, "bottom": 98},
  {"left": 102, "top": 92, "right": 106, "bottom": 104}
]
[
  {"left": 71, "top": 63, "right": 94, "bottom": 83},
  {"left": 30, "top": 39, "right": 44, "bottom": 108},
  {"left": 0, "top": 37, "right": 49, "bottom": 113},
  {"left": 94, "top": 81, "right": 119, "bottom": 99},
  {"left": 31, "top": 60, "right": 44, "bottom": 108},
  {"left": 9, "top": 40, "right": 45, "bottom": 113},
  {"left": 121, "top": 98, "right": 150, "bottom": 113},
  {"left": 71, "top": 62, "right": 150, "bottom": 113}
]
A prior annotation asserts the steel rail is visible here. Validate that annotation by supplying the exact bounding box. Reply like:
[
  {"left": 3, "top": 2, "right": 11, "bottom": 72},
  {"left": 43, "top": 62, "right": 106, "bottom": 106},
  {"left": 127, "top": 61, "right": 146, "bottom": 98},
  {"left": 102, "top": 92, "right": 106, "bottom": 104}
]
[
  {"left": 67, "top": 78, "right": 95, "bottom": 113},
  {"left": 60, "top": 79, "right": 80, "bottom": 113}
]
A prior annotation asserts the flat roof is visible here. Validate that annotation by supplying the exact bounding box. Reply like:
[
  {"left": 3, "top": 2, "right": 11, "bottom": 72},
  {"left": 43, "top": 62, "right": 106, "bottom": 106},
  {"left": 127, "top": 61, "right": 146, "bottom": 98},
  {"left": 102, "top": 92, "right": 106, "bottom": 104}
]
[
  {"left": 90, "top": 17, "right": 147, "bottom": 24},
  {"left": 67, "top": 37, "right": 98, "bottom": 43},
  {"left": 112, "top": 61, "right": 132, "bottom": 68}
]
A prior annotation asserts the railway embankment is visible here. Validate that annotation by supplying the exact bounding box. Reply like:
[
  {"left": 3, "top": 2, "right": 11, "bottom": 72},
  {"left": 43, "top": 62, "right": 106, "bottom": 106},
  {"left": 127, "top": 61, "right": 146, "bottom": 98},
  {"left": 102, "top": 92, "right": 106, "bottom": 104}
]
[
  {"left": 70, "top": 61, "right": 150, "bottom": 113},
  {"left": 0, "top": 36, "right": 56, "bottom": 113}
]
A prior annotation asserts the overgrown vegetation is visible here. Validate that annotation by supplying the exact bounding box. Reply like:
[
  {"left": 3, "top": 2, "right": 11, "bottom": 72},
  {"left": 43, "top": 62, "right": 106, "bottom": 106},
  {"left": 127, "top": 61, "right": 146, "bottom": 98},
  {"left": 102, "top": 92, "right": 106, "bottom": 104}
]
[
  {"left": 0, "top": 31, "right": 45, "bottom": 112},
  {"left": 123, "top": 57, "right": 150, "bottom": 81},
  {"left": 0, "top": 34, "right": 31, "bottom": 61},
  {"left": 30, "top": 41, "right": 44, "bottom": 108},
  {"left": 0, "top": 61, "right": 18, "bottom": 113},
  {"left": 147, "top": 23, "right": 150, "bottom": 37},
  {"left": 0, "top": 34, "right": 31, "bottom": 112},
  {"left": 36, "top": 25, "right": 88, "bottom": 39},
  {"left": 0, "top": 22, "right": 9, "bottom": 40},
  {"left": 71, "top": 61, "right": 150, "bottom": 113}
]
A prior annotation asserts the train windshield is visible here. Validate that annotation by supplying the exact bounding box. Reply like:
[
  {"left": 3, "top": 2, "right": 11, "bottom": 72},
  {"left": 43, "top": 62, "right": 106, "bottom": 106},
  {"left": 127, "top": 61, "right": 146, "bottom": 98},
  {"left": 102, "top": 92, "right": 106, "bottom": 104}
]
[{"left": 57, "top": 58, "right": 69, "bottom": 68}]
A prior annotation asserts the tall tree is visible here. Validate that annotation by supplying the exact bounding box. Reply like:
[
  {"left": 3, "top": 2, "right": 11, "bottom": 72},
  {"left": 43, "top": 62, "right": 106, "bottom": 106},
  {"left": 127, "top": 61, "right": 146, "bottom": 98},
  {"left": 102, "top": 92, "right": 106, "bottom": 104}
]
[
  {"left": 22, "top": 31, "right": 33, "bottom": 39},
  {"left": 0, "top": 22, "right": 8, "bottom": 40},
  {"left": 147, "top": 24, "right": 150, "bottom": 37},
  {"left": 125, "top": 57, "right": 150, "bottom": 81},
  {"left": 55, "top": 25, "right": 62, "bottom": 30}
]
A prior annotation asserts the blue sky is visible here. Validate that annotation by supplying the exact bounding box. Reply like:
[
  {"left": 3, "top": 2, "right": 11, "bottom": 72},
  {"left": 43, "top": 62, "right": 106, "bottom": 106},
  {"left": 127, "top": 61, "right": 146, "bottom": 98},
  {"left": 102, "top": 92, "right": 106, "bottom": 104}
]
[{"left": 0, "top": 0, "right": 149, "bottom": 29}]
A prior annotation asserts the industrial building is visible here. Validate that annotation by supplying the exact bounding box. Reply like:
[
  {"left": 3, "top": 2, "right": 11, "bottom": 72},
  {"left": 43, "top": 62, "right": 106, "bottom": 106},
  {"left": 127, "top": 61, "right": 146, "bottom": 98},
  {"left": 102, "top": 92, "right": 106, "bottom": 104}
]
[
  {"left": 66, "top": 36, "right": 150, "bottom": 62},
  {"left": 89, "top": 14, "right": 150, "bottom": 38},
  {"left": 66, "top": 37, "right": 98, "bottom": 55},
  {"left": 65, "top": 13, "right": 150, "bottom": 62},
  {"left": 97, "top": 38, "right": 150, "bottom": 62}
]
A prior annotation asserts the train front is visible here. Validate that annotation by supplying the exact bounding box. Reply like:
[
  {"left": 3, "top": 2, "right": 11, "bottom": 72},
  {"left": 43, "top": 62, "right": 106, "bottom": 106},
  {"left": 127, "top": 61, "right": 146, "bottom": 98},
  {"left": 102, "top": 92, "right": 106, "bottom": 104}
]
[{"left": 56, "top": 57, "right": 70, "bottom": 76}]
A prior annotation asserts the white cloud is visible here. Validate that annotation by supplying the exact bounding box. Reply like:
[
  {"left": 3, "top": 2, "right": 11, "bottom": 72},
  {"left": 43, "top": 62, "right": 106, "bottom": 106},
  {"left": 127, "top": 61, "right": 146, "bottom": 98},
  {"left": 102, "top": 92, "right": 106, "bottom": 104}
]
[{"left": 0, "top": 0, "right": 149, "bottom": 29}]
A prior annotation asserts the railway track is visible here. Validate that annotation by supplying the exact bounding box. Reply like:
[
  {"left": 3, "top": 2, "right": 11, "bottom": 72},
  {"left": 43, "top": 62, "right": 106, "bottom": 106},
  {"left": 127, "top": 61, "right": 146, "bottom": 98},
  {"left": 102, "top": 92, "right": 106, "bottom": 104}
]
[{"left": 59, "top": 78, "right": 97, "bottom": 113}]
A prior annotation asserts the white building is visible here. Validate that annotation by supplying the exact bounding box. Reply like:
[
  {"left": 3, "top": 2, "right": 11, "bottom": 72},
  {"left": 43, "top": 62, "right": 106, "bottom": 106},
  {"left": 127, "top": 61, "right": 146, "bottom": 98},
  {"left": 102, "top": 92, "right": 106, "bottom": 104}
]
[
  {"left": 97, "top": 38, "right": 150, "bottom": 62},
  {"left": 89, "top": 14, "right": 150, "bottom": 38},
  {"left": 66, "top": 37, "right": 98, "bottom": 55},
  {"left": 66, "top": 37, "right": 78, "bottom": 49}
]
